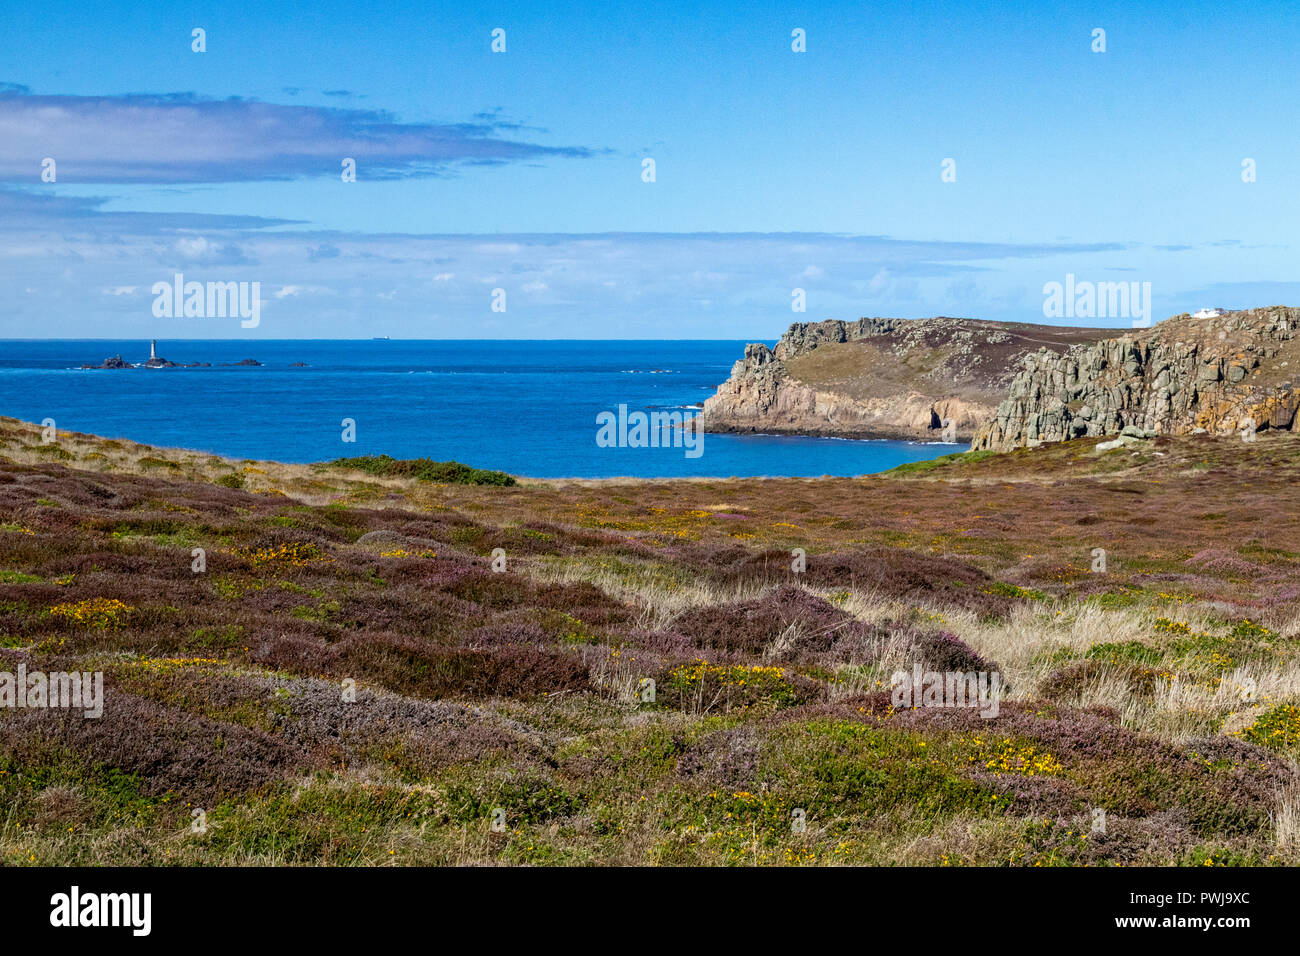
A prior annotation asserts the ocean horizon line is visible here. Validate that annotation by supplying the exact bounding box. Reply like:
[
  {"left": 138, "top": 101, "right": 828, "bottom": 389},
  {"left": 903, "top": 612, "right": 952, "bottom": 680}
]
[{"left": 0, "top": 336, "right": 774, "bottom": 343}]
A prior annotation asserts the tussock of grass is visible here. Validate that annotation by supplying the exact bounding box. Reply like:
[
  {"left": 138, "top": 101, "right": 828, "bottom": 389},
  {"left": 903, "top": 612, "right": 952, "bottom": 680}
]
[
  {"left": 887, "top": 448, "right": 997, "bottom": 475},
  {"left": 328, "top": 454, "right": 515, "bottom": 486}
]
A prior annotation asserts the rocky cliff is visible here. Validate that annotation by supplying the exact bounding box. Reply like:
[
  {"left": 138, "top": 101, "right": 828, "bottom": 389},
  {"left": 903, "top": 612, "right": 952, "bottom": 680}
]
[
  {"left": 700, "top": 316, "right": 1111, "bottom": 442},
  {"left": 972, "top": 306, "right": 1300, "bottom": 450}
]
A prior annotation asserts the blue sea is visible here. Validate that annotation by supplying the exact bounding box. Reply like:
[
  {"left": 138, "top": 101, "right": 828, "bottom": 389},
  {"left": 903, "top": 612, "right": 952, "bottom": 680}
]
[{"left": 0, "top": 340, "right": 964, "bottom": 478}]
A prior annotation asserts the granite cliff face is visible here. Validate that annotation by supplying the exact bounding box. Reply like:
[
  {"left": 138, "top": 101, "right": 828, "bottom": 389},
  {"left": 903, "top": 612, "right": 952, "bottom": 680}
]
[
  {"left": 701, "top": 317, "right": 1111, "bottom": 442},
  {"left": 972, "top": 306, "right": 1300, "bottom": 450}
]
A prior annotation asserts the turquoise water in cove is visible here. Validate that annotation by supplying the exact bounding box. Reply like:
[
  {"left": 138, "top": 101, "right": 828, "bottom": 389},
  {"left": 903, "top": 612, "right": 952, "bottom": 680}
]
[{"left": 0, "top": 340, "right": 965, "bottom": 478}]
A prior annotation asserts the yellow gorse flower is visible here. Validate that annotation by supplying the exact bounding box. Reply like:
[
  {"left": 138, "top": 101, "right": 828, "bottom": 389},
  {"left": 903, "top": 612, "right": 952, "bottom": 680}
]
[
  {"left": 227, "top": 541, "right": 333, "bottom": 570},
  {"left": 49, "top": 597, "right": 132, "bottom": 629}
]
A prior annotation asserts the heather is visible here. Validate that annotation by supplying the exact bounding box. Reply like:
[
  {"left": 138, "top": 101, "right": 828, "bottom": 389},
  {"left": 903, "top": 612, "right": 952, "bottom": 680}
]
[{"left": 1, "top": 415, "right": 1299, "bottom": 865}]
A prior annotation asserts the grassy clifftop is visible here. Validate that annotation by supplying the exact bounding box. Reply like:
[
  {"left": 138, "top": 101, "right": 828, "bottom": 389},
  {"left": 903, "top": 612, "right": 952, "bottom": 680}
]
[
  {"left": 2, "top": 416, "right": 1299, "bottom": 865},
  {"left": 700, "top": 317, "right": 1111, "bottom": 442},
  {"left": 782, "top": 318, "right": 1110, "bottom": 404}
]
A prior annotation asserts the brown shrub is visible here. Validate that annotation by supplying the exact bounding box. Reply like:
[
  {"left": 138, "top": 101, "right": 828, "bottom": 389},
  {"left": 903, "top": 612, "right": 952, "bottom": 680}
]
[
  {"left": 0, "top": 689, "right": 314, "bottom": 804},
  {"left": 673, "top": 584, "right": 853, "bottom": 655},
  {"left": 337, "top": 634, "right": 590, "bottom": 699}
]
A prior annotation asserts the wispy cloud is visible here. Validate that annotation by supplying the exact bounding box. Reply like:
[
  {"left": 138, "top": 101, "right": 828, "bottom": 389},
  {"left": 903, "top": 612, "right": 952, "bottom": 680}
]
[
  {"left": 0, "top": 186, "right": 296, "bottom": 232},
  {"left": 0, "top": 190, "right": 1156, "bottom": 337},
  {"left": 0, "top": 90, "right": 596, "bottom": 183},
  {"left": 0, "top": 184, "right": 1277, "bottom": 338}
]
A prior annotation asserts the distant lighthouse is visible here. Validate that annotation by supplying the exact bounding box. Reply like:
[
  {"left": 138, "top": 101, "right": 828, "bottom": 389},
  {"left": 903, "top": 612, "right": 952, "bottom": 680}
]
[{"left": 144, "top": 340, "right": 169, "bottom": 367}]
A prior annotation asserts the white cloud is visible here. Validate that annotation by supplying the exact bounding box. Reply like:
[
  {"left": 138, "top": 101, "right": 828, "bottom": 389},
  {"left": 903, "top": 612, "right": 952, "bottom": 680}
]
[
  {"left": 0, "top": 218, "right": 1162, "bottom": 337},
  {"left": 175, "top": 237, "right": 212, "bottom": 259}
]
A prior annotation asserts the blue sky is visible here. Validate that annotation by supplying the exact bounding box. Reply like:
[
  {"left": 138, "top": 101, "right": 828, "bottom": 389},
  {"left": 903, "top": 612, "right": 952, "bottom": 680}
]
[{"left": 1, "top": 0, "right": 1297, "bottom": 338}]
